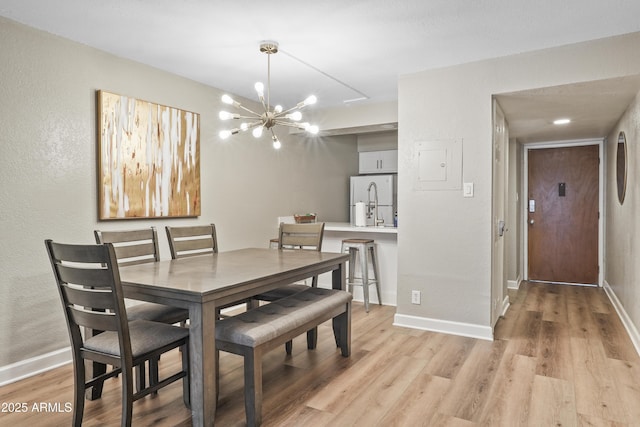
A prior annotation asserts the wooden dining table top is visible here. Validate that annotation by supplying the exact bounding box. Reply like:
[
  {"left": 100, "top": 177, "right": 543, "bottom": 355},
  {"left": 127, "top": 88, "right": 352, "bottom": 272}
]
[{"left": 119, "top": 248, "right": 349, "bottom": 305}]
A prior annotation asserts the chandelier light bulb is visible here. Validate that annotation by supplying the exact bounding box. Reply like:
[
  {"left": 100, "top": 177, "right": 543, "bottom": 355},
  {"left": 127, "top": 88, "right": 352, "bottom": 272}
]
[
  {"left": 306, "top": 124, "right": 319, "bottom": 134},
  {"left": 287, "top": 111, "right": 302, "bottom": 121},
  {"left": 254, "top": 82, "right": 264, "bottom": 97},
  {"left": 219, "top": 130, "right": 232, "bottom": 139},
  {"left": 252, "top": 126, "right": 263, "bottom": 138},
  {"left": 303, "top": 95, "right": 317, "bottom": 106},
  {"left": 274, "top": 105, "right": 283, "bottom": 113},
  {"left": 221, "top": 94, "right": 235, "bottom": 105},
  {"left": 218, "top": 111, "right": 235, "bottom": 120},
  {"left": 272, "top": 136, "right": 281, "bottom": 149},
  {"left": 240, "top": 122, "right": 249, "bottom": 131}
]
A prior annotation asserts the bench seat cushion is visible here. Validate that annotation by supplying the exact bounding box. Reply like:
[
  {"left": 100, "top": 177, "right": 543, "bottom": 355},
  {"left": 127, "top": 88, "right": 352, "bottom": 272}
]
[{"left": 216, "top": 287, "right": 352, "bottom": 348}]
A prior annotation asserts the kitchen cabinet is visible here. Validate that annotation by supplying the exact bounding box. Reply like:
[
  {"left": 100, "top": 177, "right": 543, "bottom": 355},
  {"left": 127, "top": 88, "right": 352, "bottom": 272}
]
[{"left": 359, "top": 150, "right": 398, "bottom": 174}]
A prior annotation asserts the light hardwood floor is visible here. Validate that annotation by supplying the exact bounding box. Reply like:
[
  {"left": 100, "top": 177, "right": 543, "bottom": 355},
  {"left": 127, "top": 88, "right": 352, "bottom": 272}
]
[{"left": 2, "top": 281, "right": 640, "bottom": 426}]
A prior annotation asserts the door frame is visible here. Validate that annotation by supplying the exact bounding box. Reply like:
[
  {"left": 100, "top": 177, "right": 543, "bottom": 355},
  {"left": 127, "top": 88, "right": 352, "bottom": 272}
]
[
  {"left": 523, "top": 138, "right": 604, "bottom": 286},
  {"left": 491, "top": 100, "right": 509, "bottom": 328}
]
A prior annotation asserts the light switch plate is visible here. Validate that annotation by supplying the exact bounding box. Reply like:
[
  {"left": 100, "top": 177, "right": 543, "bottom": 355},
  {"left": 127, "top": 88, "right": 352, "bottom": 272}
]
[{"left": 463, "top": 182, "right": 474, "bottom": 197}]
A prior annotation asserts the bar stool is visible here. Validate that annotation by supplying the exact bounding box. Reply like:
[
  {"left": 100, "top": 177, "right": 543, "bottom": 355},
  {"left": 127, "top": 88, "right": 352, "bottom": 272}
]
[{"left": 341, "top": 238, "right": 382, "bottom": 312}]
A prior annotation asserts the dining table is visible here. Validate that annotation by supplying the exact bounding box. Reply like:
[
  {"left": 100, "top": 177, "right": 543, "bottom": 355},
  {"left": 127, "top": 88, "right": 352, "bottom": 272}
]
[{"left": 118, "top": 247, "right": 349, "bottom": 427}]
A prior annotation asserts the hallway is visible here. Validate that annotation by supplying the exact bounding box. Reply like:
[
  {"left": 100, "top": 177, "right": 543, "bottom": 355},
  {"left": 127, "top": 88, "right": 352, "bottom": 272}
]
[{"left": 494, "top": 281, "right": 640, "bottom": 425}]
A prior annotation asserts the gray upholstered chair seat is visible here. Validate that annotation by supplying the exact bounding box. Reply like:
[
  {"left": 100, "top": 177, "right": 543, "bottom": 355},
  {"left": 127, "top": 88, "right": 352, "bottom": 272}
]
[
  {"left": 84, "top": 320, "right": 189, "bottom": 358},
  {"left": 216, "top": 287, "right": 352, "bottom": 348},
  {"left": 126, "top": 303, "right": 189, "bottom": 325}
]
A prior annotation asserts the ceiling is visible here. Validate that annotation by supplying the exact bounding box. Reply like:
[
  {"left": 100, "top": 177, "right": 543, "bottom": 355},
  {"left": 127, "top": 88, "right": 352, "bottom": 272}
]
[
  {"left": 2, "top": 0, "right": 640, "bottom": 142},
  {"left": 496, "top": 76, "right": 640, "bottom": 144}
]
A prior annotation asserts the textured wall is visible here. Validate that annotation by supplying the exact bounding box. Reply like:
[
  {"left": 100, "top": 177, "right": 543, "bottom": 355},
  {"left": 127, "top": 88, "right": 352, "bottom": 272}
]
[
  {"left": 0, "top": 17, "right": 358, "bottom": 367},
  {"left": 605, "top": 91, "right": 640, "bottom": 331}
]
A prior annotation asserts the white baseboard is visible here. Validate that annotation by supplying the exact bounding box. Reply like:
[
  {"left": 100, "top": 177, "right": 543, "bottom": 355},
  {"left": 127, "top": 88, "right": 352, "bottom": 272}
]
[
  {"left": 500, "top": 295, "right": 510, "bottom": 317},
  {"left": 393, "top": 313, "right": 493, "bottom": 341},
  {"left": 507, "top": 275, "right": 522, "bottom": 290},
  {"left": 603, "top": 280, "right": 640, "bottom": 357},
  {"left": 0, "top": 347, "right": 71, "bottom": 387}
]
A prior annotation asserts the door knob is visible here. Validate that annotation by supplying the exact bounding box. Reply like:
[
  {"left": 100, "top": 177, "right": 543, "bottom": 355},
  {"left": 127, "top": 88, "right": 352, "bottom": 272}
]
[{"left": 529, "top": 219, "right": 535, "bottom": 225}]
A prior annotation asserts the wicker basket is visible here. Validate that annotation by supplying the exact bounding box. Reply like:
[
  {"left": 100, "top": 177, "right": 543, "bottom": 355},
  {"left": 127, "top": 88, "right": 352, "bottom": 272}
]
[{"left": 294, "top": 214, "right": 316, "bottom": 223}]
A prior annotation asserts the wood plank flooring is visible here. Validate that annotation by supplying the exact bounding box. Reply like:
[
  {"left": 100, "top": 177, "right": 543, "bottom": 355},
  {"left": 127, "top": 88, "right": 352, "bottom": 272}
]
[{"left": 2, "top": 281, "right": 640, "bottom": 426}]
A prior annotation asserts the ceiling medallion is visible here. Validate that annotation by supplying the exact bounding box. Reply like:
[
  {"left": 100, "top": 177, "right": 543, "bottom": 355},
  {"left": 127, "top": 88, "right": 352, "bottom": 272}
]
[{"left": 218, "top": 41, "right": 319, "bottom": 149}]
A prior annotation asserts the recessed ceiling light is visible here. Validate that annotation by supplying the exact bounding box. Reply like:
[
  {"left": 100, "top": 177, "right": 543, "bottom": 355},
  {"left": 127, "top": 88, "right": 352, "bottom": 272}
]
[{"left": 553, "top": 118, "right": 571, "bottom": 125}]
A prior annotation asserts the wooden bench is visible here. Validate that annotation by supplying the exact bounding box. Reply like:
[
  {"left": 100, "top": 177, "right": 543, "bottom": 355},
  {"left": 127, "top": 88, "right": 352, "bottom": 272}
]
[{"left": 215, "top": 287, "right": 352, "bottom": 426}]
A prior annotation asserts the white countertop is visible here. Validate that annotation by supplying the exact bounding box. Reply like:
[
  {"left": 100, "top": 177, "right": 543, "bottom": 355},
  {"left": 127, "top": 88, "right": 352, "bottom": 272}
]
[{"left": 323, "top": 222, "right": 398, "bottom": 234}]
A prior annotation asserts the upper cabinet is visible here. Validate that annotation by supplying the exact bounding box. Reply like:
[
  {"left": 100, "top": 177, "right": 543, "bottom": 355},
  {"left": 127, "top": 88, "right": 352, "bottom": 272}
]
[{"left": 359, "top": 150, "right": 398, "bottom": 174}]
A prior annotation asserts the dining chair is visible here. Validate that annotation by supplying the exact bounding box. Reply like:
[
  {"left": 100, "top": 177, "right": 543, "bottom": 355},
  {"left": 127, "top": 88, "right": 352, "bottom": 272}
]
[
  {"left": 94, "top": 227, "right": 189, "bottom": 325},
  {"left": 257, "top": 222, "right": 325, "bottom": 299},
  {"left": 253, "top": 222, "right": 325, "bottom": 353},
  {"left": 94, "top": 227, "right": 189, "bottom": 390},
  {"left": 44, "top": 239, "right": 189, "bottom": 427},
  {"left": 165, "top": 223, "right": 251, "bottom": 317},
  {"left": 165, "top": 223, "right": 218, "bottom": 259}
]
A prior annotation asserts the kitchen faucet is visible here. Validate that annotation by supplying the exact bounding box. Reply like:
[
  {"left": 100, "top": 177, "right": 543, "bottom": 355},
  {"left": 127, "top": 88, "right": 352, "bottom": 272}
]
[{"left": 367, "top": 181, "right": 384, "bottom": 226}]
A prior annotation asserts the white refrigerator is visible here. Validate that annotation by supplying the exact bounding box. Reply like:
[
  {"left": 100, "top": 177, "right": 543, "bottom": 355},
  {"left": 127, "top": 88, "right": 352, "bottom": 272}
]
[{"left": 350, "top": 174, "right": 397, "bottom": 226}]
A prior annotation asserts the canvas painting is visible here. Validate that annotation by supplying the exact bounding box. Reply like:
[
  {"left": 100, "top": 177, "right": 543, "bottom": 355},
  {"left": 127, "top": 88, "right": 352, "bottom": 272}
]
[{"left": 98, "top": 90, "right": 200, "bottom": 219}]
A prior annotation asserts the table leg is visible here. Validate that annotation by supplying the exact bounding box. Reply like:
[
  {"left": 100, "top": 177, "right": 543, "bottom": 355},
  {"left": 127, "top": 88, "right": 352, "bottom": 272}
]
[
  {"left": 189, "top": 301, "right": 217, "bottom": 426},
  {"left": 331, "top": 260, "right": 347, "bottom": 346},
  {"left": 85, "top": 361, "right": 105, "bottom": 400},
  {"left": 332, "top": 260, "right": 346, "bottom": 291}
]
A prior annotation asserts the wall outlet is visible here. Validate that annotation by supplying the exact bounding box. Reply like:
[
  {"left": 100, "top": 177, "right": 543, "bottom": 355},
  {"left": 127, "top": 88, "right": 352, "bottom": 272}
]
[{"left": 411, "top": 290, "right": 421, "bottom": 305}]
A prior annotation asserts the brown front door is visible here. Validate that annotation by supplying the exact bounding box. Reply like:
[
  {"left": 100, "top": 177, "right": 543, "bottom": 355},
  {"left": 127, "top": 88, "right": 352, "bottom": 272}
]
[{"left": 527, "top": 145, "right": 599, "bottom": 285}]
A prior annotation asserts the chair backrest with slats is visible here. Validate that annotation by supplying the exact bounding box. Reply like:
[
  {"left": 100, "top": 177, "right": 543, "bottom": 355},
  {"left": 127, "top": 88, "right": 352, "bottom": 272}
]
[
  {"left": 45, "top": 240, "right": 130, "bottom": 359},
  {"left": 278, "top": 222, "right": 324, "bottom": 251},
  {"left": 94, "top": 227, "right": 160, "bottom": 266},
  {"left": 165, "top": 224, "right": 218, "bottom": 259}
]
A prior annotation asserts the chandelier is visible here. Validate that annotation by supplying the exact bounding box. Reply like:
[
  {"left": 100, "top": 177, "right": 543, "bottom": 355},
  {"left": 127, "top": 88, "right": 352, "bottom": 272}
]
[{"left": 218, "top": 41, "right": 319, "bottom": 149}]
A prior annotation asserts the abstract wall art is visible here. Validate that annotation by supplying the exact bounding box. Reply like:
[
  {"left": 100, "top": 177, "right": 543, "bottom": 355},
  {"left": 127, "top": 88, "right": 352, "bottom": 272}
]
[{"left": 97, "top": 90, "right": 200, "bottom": 219}]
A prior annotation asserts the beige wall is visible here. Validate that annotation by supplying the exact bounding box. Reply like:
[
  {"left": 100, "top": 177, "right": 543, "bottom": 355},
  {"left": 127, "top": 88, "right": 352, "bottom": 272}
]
[
  {"left": 357, "top": 131, "right": 398, "bottom": 152},
  {"left": 0, "top": 17, "right": 358, "bottom": 368},
  {"left": 605, "top": 90, "right": 640, "bottom": 335},
  {"left": 397, "top": 32, "right": 640, "bottom": 335}
]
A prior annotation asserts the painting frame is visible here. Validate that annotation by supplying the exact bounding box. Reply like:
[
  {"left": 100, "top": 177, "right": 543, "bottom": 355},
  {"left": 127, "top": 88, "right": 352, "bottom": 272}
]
[{"left": 97, "top": 90, "right": 201, "bottom": 220}]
